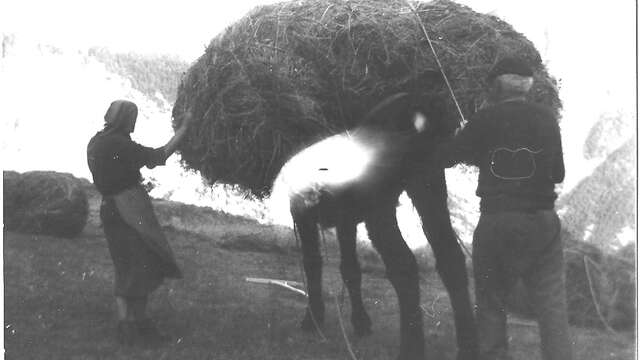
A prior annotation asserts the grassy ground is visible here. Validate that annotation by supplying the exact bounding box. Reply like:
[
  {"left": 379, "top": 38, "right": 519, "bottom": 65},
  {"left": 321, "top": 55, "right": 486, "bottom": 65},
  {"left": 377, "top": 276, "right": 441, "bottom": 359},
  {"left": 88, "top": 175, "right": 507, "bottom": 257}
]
[{"left": 4, "top": 192, "right": 636, "bottom": 359}]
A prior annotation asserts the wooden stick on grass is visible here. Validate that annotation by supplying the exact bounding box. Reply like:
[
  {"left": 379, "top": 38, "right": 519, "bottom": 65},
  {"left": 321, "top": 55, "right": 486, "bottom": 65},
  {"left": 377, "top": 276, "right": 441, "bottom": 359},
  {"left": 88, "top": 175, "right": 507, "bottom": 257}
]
[{"left": 245, "top": 277, "right": 307, "bottom": 297}]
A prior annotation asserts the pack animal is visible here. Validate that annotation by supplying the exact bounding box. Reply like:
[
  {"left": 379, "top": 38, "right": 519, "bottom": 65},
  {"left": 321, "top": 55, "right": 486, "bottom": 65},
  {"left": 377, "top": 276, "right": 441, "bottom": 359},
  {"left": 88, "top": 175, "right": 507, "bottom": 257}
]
[{"left": 276, "top": 94, "right": 477, "bottom": 360}]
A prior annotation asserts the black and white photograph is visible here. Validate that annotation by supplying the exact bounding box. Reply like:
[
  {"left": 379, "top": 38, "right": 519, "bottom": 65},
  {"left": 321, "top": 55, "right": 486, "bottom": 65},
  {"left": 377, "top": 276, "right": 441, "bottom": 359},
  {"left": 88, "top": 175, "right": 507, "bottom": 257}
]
[{"left": 1, "top": 0, "right": 636, "bottom": 359}]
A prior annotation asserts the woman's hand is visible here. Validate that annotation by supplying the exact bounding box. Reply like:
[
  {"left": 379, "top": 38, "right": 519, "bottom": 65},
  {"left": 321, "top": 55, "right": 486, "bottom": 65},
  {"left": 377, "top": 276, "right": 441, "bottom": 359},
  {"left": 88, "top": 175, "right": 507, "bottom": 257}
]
[{"left": 163, "top": 110, "right": 196, "bottom": 158}]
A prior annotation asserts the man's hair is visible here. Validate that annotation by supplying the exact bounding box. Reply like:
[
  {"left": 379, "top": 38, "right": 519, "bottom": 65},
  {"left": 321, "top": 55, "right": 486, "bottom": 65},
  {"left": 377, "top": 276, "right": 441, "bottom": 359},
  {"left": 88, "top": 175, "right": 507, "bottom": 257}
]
[{"left": 487, "top": 57, "right": 534, "bottom": 83}]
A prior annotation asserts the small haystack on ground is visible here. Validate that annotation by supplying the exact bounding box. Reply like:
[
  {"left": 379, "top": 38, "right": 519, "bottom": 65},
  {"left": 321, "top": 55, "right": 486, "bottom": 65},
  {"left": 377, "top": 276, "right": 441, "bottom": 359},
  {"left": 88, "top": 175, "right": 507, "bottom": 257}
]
[
  {"left": 563, "top": 236, "right": 609, "bottom": 328},
  {"left": 3, "top": 171, "right": 89, "bottom": 238},
  {"left": 601, "top": 242, "right": 635, "bottom": 330},
  {"left": 172, "top": 0, "right": 560, "bottom": 196},
  {"left": 506, "top": 232, "right": 636, "bottom": 331},
  {"left": 563, "top": 237, "right": 636, "bottom": 331}
]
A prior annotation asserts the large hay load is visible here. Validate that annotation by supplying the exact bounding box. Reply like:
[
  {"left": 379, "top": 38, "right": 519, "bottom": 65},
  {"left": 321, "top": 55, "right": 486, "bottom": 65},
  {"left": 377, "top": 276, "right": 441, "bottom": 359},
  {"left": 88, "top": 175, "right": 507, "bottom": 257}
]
[
  {"left": 172, "top": 0, "right": 560, "bottom": 196},
  {"left": 3, "top": 171, "right": 89, "bottom": 238}
]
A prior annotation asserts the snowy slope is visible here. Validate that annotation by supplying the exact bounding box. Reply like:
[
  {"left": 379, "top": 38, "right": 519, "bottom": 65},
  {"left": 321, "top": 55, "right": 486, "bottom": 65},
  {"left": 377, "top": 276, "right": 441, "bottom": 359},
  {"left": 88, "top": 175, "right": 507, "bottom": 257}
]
[{"left": 0, "top": 35, "right": 272, "bottom": 226}]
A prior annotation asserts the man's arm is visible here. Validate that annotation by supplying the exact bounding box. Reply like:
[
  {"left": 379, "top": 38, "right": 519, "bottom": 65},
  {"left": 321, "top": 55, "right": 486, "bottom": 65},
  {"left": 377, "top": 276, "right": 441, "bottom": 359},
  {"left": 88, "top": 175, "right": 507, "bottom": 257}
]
[{"left": 432, "top": 113, "right": 486, "bottom": 168}]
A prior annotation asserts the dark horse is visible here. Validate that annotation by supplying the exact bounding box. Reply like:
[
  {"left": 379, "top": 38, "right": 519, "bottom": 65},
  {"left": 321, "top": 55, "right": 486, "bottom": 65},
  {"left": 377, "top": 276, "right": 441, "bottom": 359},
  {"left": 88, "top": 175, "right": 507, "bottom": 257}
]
[{"left": 283, "top": 94, "right": 477, "bottom": 360}]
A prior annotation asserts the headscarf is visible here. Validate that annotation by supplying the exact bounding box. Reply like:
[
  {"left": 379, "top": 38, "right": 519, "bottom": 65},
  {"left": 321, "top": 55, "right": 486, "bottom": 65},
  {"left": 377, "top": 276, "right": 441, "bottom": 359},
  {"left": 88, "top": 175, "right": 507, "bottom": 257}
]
[{"left": 103, "top": 100, "right": 138, "bottom": 134}]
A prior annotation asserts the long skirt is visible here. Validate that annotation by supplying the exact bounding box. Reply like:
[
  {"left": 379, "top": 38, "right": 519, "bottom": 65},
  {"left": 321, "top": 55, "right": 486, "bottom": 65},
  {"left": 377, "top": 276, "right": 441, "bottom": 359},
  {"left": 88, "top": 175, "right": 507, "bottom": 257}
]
[{"left": 100, "top": 196, "right": 178, "bottom": 298}]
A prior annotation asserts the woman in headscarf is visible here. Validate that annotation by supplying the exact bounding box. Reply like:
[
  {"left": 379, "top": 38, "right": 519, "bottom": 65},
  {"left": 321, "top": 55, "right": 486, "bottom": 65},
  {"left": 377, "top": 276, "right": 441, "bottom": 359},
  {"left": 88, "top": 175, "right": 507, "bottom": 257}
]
[{"left": 87, "top": 100, "right": 193, "bottom": 346}]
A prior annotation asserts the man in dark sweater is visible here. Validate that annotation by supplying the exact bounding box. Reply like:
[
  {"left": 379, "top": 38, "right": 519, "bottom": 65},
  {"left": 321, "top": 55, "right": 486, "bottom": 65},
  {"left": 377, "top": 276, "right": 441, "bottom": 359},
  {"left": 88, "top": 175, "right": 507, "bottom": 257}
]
[{"left": 432, "top": 58, "right": 572, "bottom": 360}]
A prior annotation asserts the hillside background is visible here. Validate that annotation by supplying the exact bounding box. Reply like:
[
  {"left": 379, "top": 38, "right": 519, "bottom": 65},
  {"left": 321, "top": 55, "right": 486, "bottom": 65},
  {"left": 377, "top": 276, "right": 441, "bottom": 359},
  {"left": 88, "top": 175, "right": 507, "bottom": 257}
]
[{"left": 0, "top": 32, "right": 635, "bottom": 251}]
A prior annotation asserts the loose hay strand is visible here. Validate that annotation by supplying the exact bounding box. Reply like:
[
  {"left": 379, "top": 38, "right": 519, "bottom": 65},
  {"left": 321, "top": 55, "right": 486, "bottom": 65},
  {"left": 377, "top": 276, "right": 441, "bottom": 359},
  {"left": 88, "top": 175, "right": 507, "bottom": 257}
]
[
  {"left": 583, "top": 255, "right": 622, "bottom": 337},
  {"left": 404, "top": 0, "right": 465, "bottom": 125},
  {"left": 320, "top": 228, "right": 359, "bottom": 360},
  {"left": 293, "top": 223, "right": 329, "bottom": 342},
  {"left": 334, "top": 288, "right": 359, "bottom": 360}
]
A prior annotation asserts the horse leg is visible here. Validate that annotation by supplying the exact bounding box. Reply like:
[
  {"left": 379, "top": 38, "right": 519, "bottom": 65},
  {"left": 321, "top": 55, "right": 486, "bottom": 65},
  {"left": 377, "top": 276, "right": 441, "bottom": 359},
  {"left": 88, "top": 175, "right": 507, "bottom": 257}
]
[
  {"left": 365, "top": 202, "right": 424, "bottom": 360},
  {"left": 405, "top": 168, "right": 477, "bottom": 360},
  {"left": 336, "top": 217, "right": 372, "bottom": 336},
  {"left": 294, "top": 212, "right": 325, "bottom": 332}
]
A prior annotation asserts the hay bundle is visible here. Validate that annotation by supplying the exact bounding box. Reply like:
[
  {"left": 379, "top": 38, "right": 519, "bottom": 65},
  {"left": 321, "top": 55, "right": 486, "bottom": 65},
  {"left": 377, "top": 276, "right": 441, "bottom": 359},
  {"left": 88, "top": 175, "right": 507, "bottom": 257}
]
[
  {"left": 506, "top": 232, "right": 636, "bottom": 331},
  {"left": 173, "top": 0, "right": 560, "bottom": 196},
  {"left": 3, "top": 171, "right": 89, "bottom": 238},
  {"left": 504, "top": 233, "right": 607, "bottom": 326},
  {"left": 563, "top": 236, "right": 607, "bottom": 328},
  {"left": 563, "top": 237, "right": 636, "bottom": 331},
  {"left": 601, "top": 243, "right": 635, "bottom": 330}
]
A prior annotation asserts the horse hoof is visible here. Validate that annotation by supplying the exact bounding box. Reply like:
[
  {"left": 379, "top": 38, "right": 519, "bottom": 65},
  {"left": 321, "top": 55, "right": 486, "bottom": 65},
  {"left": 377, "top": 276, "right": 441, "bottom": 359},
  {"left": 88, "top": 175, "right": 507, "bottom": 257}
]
[
  {"left": 300, "top": 309, "right": 324, "bottom": 333},
  {"left": 395, "top": 350, "right": 425, "bottom": 360},
  {"left": 396, "top": 342, "right": 425, "bottom": 360},
  {"left": 456, "top": 348, "right": 478, "bottom": 360},
  {"left": 116, "top": 320, "right": 138, "bottom": 346},
  {"left": 354, "top": 326, "right": 373, "bottom": 337},
  {"left": 352, "top": 312, "right": 373, "bottom": 337}
]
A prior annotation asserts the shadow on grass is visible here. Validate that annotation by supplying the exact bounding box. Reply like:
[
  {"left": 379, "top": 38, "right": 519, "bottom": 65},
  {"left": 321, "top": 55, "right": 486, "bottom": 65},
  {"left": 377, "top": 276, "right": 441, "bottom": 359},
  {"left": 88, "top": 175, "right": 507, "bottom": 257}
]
[
  {"left": 218, "top": 232, "right": 298, "bottom": 255},
  {"left": 358, "top": 242, "right": 436, "bottom": 278}
]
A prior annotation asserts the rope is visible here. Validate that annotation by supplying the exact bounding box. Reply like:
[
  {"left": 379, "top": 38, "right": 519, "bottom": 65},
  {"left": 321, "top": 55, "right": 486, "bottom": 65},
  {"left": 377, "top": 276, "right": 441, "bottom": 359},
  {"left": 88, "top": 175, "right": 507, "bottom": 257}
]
[
  {"left": 319, "top": 228, "right": 360, "bottom": 360},
  {"left": 335, "top": 286, "right": 359, "bottom": 360},
  {"left": 406, "top": 0, "right": 473, "bottom": 258},
  {"left": 454, "top": 232, "right": 473, "bottom": 259},
  {"left": 293, "top": 223, "right": 329, "bottom": 342},
  {"left": 404, "top": 0, "right": 466, "bottom": 127},
  {"left": 489, "top": 147, "right": 543, "bottom": 181},
  {"left": 583, "top": 255, "right": 621, "bottom": 337}
]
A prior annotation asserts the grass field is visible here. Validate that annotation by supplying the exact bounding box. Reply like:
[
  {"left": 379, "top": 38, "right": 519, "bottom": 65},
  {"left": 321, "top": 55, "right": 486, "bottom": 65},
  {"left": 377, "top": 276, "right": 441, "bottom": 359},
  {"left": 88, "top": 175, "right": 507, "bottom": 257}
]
[{"left": 4, "top": 191, "right": 636, "bottom": 359}]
